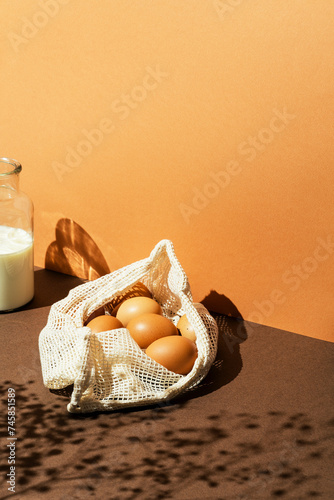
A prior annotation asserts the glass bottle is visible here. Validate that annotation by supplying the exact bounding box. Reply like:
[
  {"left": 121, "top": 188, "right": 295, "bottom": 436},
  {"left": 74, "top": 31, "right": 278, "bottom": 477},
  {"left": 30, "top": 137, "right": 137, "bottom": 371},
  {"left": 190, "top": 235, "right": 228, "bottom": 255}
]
[{"left": 0, "top": 158, "right": 34, "bottom": 311}]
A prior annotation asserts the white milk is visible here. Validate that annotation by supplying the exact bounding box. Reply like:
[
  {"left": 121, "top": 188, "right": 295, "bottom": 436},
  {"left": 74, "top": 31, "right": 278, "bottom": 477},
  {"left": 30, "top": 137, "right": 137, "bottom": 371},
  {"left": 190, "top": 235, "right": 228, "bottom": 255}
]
[{"left": 0, "top": 225, "right": 34, "bottom": 311}]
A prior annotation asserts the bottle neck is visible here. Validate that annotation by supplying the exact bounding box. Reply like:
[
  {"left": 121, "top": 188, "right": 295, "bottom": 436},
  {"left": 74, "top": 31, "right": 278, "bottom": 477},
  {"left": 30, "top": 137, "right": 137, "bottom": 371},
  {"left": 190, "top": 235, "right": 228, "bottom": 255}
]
[{"left": 0, "top": 158, "right": 21, "bottom": 192}]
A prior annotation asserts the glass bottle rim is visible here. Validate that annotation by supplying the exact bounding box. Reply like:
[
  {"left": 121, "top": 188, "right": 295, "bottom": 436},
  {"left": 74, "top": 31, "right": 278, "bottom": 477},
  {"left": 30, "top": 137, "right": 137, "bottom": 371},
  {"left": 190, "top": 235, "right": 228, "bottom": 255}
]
[{"left": 0, "top": 157, "right": 22, "bottom": 176}]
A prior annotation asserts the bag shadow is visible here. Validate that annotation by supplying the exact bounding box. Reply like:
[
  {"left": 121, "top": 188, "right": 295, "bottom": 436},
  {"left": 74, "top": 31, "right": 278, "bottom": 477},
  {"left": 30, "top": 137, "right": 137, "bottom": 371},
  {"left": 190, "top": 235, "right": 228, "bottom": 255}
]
[{"left": 175, "top": 310, "right": 247, "bottom": 403}]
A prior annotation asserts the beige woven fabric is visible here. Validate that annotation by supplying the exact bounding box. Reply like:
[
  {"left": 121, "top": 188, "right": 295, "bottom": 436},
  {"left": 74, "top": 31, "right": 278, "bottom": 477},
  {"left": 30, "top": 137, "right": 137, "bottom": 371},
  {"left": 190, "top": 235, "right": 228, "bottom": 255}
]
[{"left": 39, "top": 240, "right": 218, "bottom": 413}]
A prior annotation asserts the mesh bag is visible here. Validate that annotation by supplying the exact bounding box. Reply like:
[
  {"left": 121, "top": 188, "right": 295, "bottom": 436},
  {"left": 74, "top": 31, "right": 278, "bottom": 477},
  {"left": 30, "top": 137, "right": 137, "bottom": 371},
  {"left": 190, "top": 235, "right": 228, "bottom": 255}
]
[{"left": 39, "top": 240, "right": 218, "bottom": 413}]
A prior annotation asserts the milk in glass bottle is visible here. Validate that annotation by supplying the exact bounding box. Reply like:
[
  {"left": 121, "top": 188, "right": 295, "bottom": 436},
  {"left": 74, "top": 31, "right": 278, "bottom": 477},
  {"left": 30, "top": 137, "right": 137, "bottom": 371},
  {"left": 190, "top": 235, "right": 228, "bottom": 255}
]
[{"left": 0, "top": 158, "right": 34, "bottom": 311}]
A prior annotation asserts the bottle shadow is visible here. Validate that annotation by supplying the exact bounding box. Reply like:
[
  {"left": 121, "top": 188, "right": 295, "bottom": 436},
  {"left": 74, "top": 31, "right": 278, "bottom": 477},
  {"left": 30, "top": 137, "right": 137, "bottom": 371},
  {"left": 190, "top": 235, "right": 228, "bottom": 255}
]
[
  {"left": 22, "top": 268, "right": 86, "bottom": 310},
  {"left": 45, "top": 218, "right": 110, "bottom": 280}
]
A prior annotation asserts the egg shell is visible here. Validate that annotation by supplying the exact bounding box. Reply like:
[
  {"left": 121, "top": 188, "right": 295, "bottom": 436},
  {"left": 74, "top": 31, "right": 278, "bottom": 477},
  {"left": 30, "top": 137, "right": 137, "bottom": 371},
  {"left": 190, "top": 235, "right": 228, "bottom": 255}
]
[
  {"left": 127, "top": 313, "right": 178, "bottom": 349},
  {"left": 177, "top": 314, "right": 197, "bottom": 342},
  {"left": 108, "top": 281, "right": 152, "bottom": 313},
  {"left": 116, "top": 296, "right": 162, "bottom": 327},
  {"left": 146, "top": 335, "right": 198, "bottom": 375},
  {"left": 87, "top": 315, "right": 124, "bottom": 334}
]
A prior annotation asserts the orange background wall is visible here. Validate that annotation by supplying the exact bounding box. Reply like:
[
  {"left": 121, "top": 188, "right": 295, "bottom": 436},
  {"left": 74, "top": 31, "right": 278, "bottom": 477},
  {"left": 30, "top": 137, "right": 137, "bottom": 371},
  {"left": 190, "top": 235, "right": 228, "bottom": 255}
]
[{"left": 1, "top": 1, "right": 333, "bottom": 341}]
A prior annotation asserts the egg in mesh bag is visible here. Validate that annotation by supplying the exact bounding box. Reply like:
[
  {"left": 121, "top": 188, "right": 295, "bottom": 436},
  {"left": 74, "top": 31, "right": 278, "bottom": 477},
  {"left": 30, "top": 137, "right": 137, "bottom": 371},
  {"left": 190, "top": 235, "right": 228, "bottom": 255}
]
[{"left": 39, "top": 239, "right": 218, "bottom": 413}]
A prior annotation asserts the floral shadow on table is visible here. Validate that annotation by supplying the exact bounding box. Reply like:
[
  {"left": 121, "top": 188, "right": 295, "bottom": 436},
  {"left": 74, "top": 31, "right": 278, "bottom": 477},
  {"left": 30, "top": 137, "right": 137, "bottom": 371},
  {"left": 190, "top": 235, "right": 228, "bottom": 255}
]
[
  {"left": 0, "top": 379, "right": 328, "bottom": 500},
  {"left": 45, "top": 218, "right": 111, "bottom": 281}
]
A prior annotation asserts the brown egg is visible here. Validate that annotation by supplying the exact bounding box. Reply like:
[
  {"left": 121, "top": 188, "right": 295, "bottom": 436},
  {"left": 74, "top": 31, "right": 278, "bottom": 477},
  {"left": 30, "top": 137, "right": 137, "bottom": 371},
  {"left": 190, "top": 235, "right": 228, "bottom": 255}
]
[
  {"left": 86, "top": 315, "right": 124, "bottom": 334},
  {"left": 146, "top": 336, "right": 198, "bottom": 375},
  {"left": 116, "top": 296, "right": 162, "bottom": 327},
  {"left": 127, "top": 313, "right": 178, "bottom": 349},
  {"left": 177, "top": 314, "right": 196, "bottom": 342},
  {"left": 107, "top": 281, "right": 152, "bottom": 315}
]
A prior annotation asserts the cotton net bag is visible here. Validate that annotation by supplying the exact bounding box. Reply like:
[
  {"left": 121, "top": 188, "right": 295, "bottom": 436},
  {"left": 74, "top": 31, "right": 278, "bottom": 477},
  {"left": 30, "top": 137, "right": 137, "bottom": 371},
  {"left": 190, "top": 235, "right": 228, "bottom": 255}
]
[{"left": 39, "top": 240, "right": 218, "bottom": 413}]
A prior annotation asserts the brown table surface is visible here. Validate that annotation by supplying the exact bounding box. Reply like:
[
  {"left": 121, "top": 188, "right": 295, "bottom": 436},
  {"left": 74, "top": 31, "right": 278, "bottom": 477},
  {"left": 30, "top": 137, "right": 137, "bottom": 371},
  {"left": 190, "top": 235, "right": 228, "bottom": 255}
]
[{"left": 1, "top": 269, "right": 333, "bottom": 500}]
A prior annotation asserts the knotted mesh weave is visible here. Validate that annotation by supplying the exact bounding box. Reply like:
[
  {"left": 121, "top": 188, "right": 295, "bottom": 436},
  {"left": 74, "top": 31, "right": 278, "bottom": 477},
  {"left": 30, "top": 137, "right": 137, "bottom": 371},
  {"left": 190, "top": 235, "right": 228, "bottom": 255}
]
[{"left": 39, "top": 240, "right": 218, "bottom": 413}]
